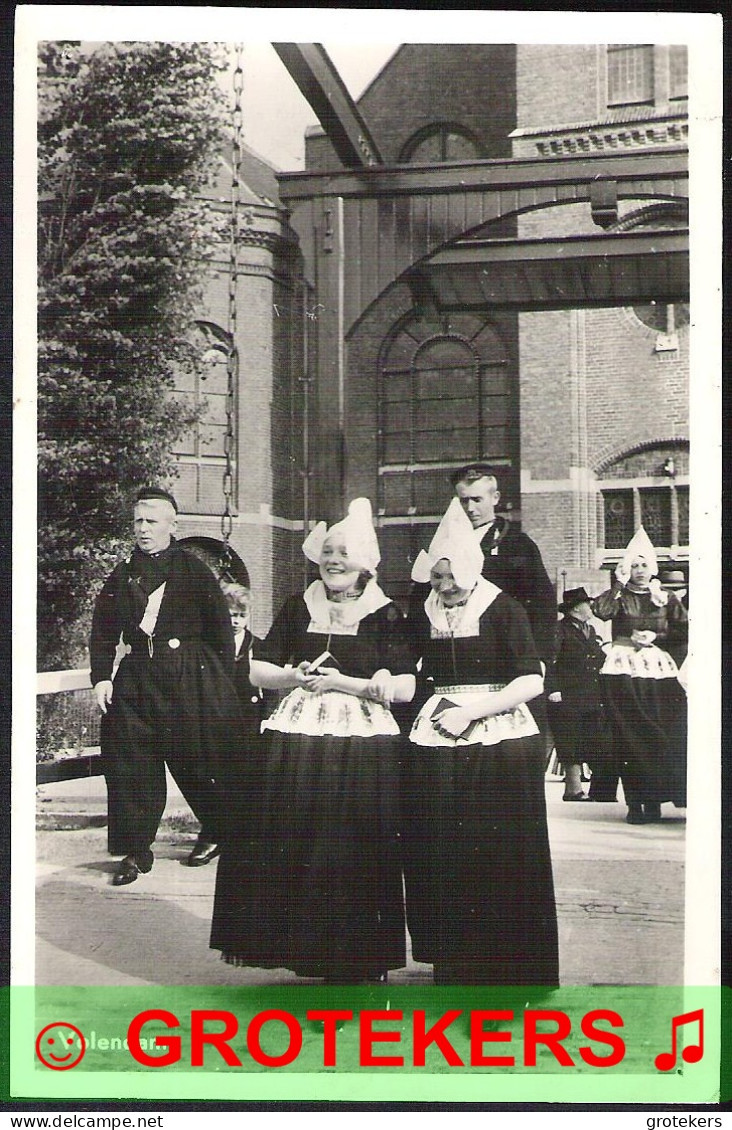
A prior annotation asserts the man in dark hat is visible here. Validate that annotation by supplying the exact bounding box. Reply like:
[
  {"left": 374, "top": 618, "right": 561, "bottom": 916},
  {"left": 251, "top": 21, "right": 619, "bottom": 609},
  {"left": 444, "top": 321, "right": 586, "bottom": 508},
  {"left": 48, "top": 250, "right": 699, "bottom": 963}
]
[
  {"left": 90, "top": 486, "right": 243, "bottom": 885},
  {"left": 660, "top": 568, "right": 688, "bottom": 607},
  {"left": 547, "top": 587, "right": 615, "bottom": 802}
]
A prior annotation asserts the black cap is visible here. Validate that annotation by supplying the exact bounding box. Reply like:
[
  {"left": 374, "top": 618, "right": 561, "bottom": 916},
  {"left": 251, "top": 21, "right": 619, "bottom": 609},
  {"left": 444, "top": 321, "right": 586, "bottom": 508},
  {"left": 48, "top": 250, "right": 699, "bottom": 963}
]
[
  {"left": 135, "top": 486, "right": 178, "bottom": 513},
  {"left": 450, "top": 463, "right": 499, "bottom": 487}
]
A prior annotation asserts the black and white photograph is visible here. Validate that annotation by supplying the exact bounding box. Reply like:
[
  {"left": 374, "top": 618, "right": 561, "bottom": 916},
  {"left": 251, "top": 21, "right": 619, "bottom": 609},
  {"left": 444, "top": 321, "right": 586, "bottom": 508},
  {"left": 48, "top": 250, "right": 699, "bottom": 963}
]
[{"left": 12, "top": 5, "right": 723, "bottom": 1110}]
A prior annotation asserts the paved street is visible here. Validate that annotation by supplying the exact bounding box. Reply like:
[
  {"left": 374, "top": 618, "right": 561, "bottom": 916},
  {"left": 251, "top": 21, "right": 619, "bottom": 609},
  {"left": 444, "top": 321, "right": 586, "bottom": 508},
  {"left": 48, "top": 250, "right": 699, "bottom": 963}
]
[{"left": 33, "top": 771, "right": 686, "bottom": 989}]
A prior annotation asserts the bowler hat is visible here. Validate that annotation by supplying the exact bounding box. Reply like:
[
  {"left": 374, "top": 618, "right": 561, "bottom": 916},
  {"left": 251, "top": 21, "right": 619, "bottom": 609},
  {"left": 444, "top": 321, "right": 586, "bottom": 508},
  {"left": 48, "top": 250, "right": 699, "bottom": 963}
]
[{"left": 559, "top": 586, "right": 592, "bottom": 614}]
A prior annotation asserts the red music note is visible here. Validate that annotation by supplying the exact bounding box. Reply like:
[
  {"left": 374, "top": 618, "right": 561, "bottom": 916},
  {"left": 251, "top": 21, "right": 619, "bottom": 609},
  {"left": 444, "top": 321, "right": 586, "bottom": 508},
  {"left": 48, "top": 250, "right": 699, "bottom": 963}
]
[{"left": 654, "top": 1009, "right": 704, "bottom": 1071}]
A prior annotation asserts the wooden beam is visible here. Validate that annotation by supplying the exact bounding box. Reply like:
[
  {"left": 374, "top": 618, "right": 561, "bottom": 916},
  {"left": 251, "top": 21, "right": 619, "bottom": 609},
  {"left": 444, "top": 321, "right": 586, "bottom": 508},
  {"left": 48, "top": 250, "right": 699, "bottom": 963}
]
[
  {"left": 427, "top": 230, "right": 689, "bottom": 266},
  {"left": 273, "top": 43, "right": 383, "bottom": 169},
  {"left": 278, "top": 146, "right": 688, "bottom": 202}
]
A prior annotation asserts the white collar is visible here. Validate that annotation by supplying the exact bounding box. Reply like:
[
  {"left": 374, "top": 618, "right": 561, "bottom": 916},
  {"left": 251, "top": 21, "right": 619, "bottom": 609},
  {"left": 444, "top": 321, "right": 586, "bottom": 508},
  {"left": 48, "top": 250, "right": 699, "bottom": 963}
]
[
  {"left": 304, "top": 577, "right": 391, "bottom": 634},
  {"left": 424, "top": 575, "right": 502, "bottom": 637}
]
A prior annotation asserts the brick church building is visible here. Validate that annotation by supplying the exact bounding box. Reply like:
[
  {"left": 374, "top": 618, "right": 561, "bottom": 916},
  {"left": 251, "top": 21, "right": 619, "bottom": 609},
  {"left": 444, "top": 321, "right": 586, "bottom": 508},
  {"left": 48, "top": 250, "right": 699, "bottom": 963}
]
[{"left": 172, "top": 43, "right": 689, "bottom": 633}]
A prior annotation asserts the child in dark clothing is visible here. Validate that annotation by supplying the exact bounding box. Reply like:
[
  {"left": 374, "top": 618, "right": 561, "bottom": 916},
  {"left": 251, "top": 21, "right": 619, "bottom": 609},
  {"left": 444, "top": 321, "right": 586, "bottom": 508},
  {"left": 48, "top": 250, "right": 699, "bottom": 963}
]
[{"left": 220, "top": 580, "right": 270, "bottom": 729}]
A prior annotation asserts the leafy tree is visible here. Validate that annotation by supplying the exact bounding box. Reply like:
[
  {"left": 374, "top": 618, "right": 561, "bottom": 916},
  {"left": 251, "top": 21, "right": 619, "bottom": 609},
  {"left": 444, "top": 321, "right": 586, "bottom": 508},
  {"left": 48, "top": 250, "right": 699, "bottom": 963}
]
[{"left": 37, "top": 41, "right": 229, "bottom": 669}]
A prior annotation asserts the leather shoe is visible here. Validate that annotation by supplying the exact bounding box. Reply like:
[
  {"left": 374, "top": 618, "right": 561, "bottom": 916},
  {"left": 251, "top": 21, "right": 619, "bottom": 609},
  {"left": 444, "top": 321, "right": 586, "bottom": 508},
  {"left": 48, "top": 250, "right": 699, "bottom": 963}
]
[
  {"left": 562, "top": 791, "right": 591, "bottom": 802},
  {"left": 112, "top": 852, "right": 153, "bottom": 886},
  {"left": 186, "top": 841, "right": 220, "bottom": 867}
]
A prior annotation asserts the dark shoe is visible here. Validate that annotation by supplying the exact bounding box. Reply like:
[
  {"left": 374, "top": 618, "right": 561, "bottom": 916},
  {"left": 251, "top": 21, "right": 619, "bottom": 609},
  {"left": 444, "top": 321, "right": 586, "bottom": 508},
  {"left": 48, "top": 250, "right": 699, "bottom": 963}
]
[
  {"left": 626, "top": 804, "right": 645, "bottom": 825},
  {"left": 186, "top": 840, "right": 220, "bottom": 867},
  {"left": 642, "top": 803, "right": 663, "bottom": 822},
  {"left": 112, "top": 852, "right": 153, "bottom": 886},
  {"left": 563, "top": 792, "right": 591, "bottom": 802}
]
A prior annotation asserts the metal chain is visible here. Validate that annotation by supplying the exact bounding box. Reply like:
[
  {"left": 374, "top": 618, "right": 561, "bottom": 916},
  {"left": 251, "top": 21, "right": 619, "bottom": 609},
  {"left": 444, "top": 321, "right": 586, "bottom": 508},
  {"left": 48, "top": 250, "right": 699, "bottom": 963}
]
[{"left": 221, "top": 43, "right": 244, "bottom": 562}]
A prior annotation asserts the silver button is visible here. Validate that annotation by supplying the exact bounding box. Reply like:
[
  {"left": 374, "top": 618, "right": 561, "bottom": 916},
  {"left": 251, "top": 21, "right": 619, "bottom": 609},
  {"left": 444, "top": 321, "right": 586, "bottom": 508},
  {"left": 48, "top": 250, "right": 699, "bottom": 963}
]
[{"left": 168, "top": 638, "right": 181, "bottom": 650}]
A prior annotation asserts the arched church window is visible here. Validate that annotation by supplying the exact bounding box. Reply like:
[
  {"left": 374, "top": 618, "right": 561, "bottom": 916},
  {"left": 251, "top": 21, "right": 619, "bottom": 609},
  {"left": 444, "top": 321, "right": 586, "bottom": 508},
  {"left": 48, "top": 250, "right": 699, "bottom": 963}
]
[
  {"left": 378, "top": 313, "right": 516, "bottom": 519},
  {"left": 400, "top": 124, "right": 483, "bottom": 164},
  {"left": 631, "top": 302, "right": 689, "bottom": 334},
  {"left": 598, "top": 443, "right": 689, "bottom": 561}
]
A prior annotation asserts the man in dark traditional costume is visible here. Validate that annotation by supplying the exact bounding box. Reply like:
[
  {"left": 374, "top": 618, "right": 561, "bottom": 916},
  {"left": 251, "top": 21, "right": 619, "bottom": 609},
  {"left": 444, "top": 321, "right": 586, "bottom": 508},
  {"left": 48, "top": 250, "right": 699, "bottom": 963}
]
[
  {"left": 90, "top": 486, "right": 242, "bottom": 885},
  {"left": 450, "top": 463, "right": 557, "bottom": 668}
]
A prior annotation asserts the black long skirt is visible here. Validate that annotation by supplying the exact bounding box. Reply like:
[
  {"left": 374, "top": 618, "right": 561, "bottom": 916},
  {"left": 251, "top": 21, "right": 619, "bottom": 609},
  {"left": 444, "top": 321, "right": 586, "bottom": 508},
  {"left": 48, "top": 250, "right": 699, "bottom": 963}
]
[
  {"left": 210, "top": 731, "right": 406, "bottom": 979},
  {"left": 602, "top": 673, "right": 687, "bottom": 806},
  {"left": 401, "top": 733, "right": 559, "bottom": 987}
]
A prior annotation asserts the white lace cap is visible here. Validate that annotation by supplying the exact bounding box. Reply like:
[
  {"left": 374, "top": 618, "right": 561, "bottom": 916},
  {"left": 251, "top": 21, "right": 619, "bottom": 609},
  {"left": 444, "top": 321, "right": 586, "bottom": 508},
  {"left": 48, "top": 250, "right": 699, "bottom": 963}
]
[
  {"left": 302, "top": 497, "right": 381, "bottom": 572},
  {"left": 411, "top": 497, "right": 485, "bottom": 589},
  {"left": 620, "top": 525, "right": 659, "bottom": 577}
]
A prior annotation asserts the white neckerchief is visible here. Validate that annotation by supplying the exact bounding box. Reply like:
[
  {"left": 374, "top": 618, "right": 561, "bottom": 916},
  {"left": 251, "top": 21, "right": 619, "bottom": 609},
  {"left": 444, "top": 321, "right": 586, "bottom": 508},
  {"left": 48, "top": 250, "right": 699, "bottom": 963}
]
[
  {"left": 475, "top": 520, "right": 502, "bottom": 556},
  {"left": 139, "top": 583, "right": 166, "bottom": 636},
  {"left": 425, "top": 576, "right": 502, "bottom": 638},
  {"left": 304, "top": 577, "right": 391, "bottom": 635}
]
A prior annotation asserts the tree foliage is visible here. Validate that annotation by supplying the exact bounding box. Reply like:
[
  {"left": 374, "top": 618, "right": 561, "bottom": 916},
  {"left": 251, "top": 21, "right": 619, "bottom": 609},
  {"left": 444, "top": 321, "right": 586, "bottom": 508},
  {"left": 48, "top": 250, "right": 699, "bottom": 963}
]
[{"left": 37, "top": 41, "right": 229, "bottom": 668}]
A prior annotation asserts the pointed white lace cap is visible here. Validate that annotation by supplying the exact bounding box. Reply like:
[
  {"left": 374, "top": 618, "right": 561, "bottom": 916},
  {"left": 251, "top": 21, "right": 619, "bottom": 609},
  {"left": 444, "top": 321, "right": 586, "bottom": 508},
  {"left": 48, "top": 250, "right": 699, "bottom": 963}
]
[
  {"left": 411, "top": 497, "right": 484, "bottom": 589},
  {"left": 302, "top": 497, "right": 381, "bottom": 572},
  {"left": 620, "top": 525, "right": 659, "bottom": 576}
]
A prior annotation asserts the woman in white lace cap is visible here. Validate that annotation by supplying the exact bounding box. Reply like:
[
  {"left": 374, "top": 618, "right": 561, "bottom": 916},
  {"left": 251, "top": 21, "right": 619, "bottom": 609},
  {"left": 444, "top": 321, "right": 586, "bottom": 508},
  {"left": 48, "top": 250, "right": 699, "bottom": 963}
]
[
  {"left": 402, "top": 499, "right": 559, "bottom": 991},
  {"left": 592, "top": 526, "right": 688, "bottom": 825},
  {"left": 210, "top": 498, "right": 416, "bottom": 984}
]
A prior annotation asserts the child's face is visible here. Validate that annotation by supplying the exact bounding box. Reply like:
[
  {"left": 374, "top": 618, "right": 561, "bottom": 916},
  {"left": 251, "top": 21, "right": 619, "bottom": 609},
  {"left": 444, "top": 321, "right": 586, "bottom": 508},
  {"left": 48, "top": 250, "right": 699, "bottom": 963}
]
[{"left": 229, "top": 608, "right": 249, "bottom": 632}]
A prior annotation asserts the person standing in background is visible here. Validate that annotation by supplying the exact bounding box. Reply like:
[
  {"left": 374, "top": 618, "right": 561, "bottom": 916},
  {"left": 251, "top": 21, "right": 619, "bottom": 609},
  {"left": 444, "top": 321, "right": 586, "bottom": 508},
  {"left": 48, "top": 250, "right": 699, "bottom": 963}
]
[
  {"left": 450, "top": 464, "right": 557, "bottom": 668},
  {"left": 546, "top": 587, "right": 613, "bottom": 803},
  {"left": 593, "top": 528, "right": 688, "bottom": 825}
]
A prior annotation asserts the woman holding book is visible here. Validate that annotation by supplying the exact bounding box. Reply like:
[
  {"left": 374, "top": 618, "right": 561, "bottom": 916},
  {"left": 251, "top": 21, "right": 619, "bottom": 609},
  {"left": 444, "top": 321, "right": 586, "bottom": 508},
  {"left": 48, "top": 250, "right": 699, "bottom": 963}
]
[
  {"left": 402, "top": 499, "right": 559, "bottom": 989},
  {"left": 210, "top": 498, "right": 416, "bottom": 984}
]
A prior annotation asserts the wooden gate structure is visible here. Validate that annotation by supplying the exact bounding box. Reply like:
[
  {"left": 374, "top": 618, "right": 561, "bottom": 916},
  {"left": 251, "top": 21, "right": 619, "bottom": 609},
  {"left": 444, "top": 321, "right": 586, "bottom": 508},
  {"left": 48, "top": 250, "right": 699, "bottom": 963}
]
[
  {"left": 273, "top": 42, "right": 689, "bottom": 522},
  {"left": 278, "top": 147, "right": 688, "bottom": 520}
]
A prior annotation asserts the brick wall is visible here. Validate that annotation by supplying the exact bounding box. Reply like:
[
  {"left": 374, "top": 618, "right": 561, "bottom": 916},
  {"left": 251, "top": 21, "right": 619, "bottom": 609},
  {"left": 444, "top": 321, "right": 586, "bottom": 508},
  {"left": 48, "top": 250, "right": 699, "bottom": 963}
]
[
  {"left": 585, "top": 307, "right": 689, "bottom": 467},
  {"left": 516, "top": 44, "right": 601, "bottom": 130},
  {"left": 519, "top": 310, "right": 574, "bottom": 482},
  {"left": 518, "top": 303, "right": 689, "bottom": 576},
  {"left": 306, "top": 44, "right": 517, "bottom": 170},
  {"left": 521, "top": 489, "right": 574, "bottom": 591}
]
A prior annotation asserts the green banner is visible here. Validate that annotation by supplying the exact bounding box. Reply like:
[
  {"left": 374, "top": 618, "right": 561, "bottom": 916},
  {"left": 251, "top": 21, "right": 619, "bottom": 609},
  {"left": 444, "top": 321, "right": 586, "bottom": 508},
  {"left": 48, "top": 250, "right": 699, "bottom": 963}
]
[{"left": 8, "top": 985, "right": 723, "bottom": 1103}]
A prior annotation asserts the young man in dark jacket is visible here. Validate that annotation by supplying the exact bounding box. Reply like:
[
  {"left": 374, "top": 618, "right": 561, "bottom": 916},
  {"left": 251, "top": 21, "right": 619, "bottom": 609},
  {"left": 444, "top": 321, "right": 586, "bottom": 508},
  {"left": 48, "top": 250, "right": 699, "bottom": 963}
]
[
  {"left": 90, "top": 487, "right": 243, "bottom": 885},
  {"left": 450, "top": 464, "right": 557, "bottom": 668}
]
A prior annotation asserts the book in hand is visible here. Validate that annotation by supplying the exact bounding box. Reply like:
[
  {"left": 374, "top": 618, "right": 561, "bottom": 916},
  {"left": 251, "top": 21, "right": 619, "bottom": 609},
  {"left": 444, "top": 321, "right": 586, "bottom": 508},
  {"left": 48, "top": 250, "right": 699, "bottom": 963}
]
[
  {"left": 306, "top": 650, "right": 339, "bottom": 674},
  {"left": 430, "top": 697, "right": 483, "bottom": 741}
]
